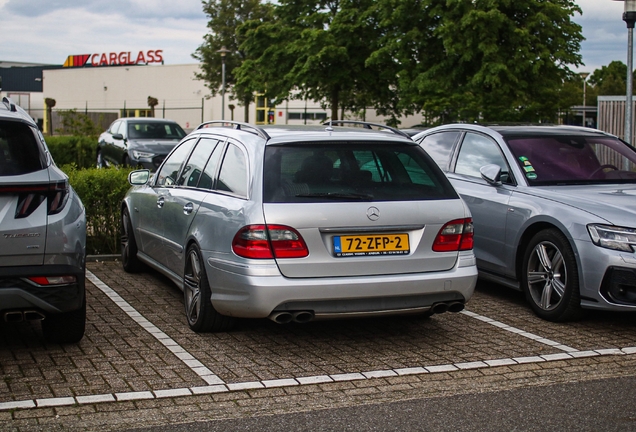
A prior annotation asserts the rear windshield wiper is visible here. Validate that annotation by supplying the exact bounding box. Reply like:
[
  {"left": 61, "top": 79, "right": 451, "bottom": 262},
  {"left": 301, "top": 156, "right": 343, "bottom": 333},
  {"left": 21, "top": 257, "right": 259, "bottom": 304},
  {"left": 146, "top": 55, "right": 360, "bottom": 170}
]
[{"left": 295, "top": 192, "right": 374, "bottom": 201}]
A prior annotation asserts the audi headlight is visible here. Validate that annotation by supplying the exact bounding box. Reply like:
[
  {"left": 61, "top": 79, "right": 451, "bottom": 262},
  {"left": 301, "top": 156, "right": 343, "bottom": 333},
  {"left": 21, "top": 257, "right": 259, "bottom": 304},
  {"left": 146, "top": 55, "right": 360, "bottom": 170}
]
[
  {"left": 131, "top": 150, "right": 155, "bottom": 161},
  {"left": 587, "top": 224, "right": 636, "bottom": 252}
]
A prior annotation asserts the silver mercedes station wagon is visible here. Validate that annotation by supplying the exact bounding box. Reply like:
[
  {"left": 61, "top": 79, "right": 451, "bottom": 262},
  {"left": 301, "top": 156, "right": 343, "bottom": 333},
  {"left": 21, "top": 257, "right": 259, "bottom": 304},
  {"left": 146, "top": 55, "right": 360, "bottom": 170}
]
[{"left": 121, "top": 121, "right": 477, "bottom": 332}]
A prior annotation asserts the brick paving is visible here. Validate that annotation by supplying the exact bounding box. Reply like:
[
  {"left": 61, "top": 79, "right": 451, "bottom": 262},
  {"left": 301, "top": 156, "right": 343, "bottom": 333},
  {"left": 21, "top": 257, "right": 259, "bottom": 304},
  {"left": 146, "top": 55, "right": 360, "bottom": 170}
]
[{"left": 1, "top": 260, "right": 636, "bottom": 431}]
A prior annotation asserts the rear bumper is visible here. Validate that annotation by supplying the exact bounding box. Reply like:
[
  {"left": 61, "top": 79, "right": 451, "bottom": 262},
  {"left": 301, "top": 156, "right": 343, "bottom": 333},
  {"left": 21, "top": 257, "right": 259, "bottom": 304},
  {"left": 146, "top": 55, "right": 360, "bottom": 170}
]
[
  {"left": 206, "top": 252, "right": 478, "bottom": 319},
  {"left": 0, "top": 264, "right": 85, "bottom": 314}
]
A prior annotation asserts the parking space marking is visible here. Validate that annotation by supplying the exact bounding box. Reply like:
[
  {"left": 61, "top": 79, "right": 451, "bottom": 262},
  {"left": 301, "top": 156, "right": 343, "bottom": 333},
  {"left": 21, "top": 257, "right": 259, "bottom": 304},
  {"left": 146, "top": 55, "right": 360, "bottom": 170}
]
[
  {"left": 86, "top": 271, "right": 225, "bottom": 386},
  {"left": 2, "top": 272, "right": 624, "bottom": 413},
  {"left": 461, "top": 310, "right": 578, "bottom": 352},
  {"left": 2, "top": 347, "right": 634, "bottom": 412}
]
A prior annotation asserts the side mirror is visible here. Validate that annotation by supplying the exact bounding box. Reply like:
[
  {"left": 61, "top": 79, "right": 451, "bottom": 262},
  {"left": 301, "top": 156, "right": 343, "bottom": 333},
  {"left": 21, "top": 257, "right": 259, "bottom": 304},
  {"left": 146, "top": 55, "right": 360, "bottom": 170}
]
[
  {"left": 128, "top": 169, "right": 150, "bottom": 185},
  {"left": 480, "top": 164, "right": 502, "bottom": 185},
  {"left": 112, "top": 133, "right": 124, "bottom": 140}
]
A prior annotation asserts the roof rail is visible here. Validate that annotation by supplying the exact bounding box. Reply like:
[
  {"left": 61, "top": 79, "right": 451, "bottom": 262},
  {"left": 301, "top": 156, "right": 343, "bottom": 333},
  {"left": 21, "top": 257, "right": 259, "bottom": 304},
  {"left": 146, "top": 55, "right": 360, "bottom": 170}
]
[
  {"left": 2, "top": 97, "right": 17, "bottom": 112},
  {"left": 322, "top": 120, "right": 412, "bottom": 140},
  {"left": 196, "top": 120, "right": 270, "bottom": 140}
]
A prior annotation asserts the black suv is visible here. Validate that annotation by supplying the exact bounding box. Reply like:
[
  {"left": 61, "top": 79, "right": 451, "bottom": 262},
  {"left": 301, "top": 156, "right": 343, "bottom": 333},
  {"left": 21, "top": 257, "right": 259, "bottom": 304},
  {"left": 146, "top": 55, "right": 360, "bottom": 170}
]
[{"left": 0, "top": 97, "right": 87, "bottom": 343}]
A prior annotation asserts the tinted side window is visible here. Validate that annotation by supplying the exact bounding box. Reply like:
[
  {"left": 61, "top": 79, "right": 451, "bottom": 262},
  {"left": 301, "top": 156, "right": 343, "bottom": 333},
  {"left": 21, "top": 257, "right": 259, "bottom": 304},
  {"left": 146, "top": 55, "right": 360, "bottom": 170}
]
[
  {"left": 216, "top": 144, "right": 248, "bottom": 197},
  {"left": 419, "top": 132, "right": 459, "bottom": 169},
  {"left": 155, "top": 139, "right": 196, "bottom": 186},
  {"left": 199, "top": 140, "right": 224, "bottom": 190},
  {"left": 455, "top": 133, "right": 508, "bottom": 178},
  {"left": 0, "top": 121, "right": 45, "bottom": 176},
  {"left": 177, "top": 138, "right": 220, "bottom": 187}
]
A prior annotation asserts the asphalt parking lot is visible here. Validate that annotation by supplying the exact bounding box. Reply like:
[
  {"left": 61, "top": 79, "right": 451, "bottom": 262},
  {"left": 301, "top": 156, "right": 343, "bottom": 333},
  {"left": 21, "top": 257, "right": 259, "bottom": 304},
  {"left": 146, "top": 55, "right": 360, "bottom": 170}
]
[{"left": 2, "top": 259, "right": 636, "bottom": 431}]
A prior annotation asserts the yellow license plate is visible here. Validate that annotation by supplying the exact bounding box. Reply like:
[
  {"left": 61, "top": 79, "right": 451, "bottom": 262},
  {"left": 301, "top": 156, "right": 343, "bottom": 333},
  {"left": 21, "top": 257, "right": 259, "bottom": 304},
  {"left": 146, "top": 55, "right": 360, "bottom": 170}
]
[{"left": 333, "top": 234, "right": 409, "bottom": 257}]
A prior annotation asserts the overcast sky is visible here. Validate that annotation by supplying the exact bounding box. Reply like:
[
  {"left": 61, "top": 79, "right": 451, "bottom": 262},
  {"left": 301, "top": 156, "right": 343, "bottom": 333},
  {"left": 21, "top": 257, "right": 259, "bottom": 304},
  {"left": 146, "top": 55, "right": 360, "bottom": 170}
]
[{"left": 0, "top": 0, "right": 629, "bottom": 75}]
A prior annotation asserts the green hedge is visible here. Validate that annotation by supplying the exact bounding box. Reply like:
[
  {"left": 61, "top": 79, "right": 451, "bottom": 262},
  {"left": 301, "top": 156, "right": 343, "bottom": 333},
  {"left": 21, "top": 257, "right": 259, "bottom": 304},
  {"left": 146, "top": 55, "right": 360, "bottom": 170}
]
[
  {"left": 63, "top": 165, "right": 134, "bottom": 255},
  {"left": 47, "top": 136, "right": 96, "bottom": 169}
]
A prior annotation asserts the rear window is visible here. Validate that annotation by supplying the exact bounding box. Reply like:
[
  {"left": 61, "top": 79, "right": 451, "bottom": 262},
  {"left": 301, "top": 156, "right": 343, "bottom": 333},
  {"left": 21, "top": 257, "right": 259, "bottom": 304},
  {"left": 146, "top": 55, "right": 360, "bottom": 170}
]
[
  {"left": 263, "top": 142, "right": 458, "bottom": 203},
  {"left": 0, "top": 121, "right": 45, "bottom": 176}
]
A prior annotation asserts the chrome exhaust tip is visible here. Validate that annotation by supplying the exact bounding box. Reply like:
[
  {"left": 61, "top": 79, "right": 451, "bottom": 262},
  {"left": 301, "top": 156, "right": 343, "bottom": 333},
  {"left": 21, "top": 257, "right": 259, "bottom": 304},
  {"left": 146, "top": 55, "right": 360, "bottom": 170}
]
[
  {"left": 292, "top": 311, "right": 314, "bottom": 323},
  {"left": 269, "top": 311, "right": 294, "bottom": 324},
  {"left": 4, "top": 311, "right": 24, "bottom": 323},
  {"left": 447, "top": 302, "right": 465, "bottom": 313},
  {"left": 432, "top": 303, "right": 449, "bottom": 314},
  {"left": 24, "top": 311, "right": 46, "bottom": 321}
]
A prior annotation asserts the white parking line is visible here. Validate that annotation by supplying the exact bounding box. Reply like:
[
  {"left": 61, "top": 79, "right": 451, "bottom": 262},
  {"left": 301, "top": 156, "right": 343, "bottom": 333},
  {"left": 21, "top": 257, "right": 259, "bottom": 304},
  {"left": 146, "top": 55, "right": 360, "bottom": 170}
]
[
  {"left": 2, "top": 273, "right": 632, "bottom": 412},
  {"left": 1, "top": 347, "right": 633, "bottom": 412},
  {"left": 460, "top": 310, "right": 578, "bottom": 352},
  {"left": 86, "top": 271, "right": 224, "bottom": 386}
]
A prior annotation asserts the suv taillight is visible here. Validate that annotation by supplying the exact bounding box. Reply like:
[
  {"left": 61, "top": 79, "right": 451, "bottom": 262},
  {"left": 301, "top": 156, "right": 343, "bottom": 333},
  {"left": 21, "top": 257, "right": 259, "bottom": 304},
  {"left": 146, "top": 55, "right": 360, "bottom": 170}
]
[
  {"left": 27, "top": 276, "right": 77, "bottom": 286},
  {"left": 433, "top": 218, "right": 474, "bottom": 252},
  {"left": 47, "top": 180, "right": 70, "bottom": 215},
  {"left": 4, "top": 181, "right": 69, "bottom": 219},
  {"left": 232, "top": 224, "right": 309, "bottom": 259}
]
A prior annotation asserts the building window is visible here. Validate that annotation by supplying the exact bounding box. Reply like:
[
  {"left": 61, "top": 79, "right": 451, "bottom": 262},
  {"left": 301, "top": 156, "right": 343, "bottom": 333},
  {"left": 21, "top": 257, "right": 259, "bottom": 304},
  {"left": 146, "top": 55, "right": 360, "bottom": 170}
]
[
  {"left": 121, "top": 109, "right": 152, "bottom": 118},
  {"left": 287, "top": 112, "right": 327, "bottom": 121}
]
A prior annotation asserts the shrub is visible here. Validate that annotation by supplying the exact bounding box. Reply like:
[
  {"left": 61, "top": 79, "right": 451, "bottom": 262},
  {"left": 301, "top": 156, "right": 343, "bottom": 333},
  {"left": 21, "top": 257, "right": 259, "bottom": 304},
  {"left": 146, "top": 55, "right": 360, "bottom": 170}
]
[
  {"left": 55, "top": 110, "right": 105, "bottom": 137},
  {"left": 63, "top": 165, "right": 134, "bottom": 255},
  {"left": 47, "top": 136, "right": 96, "bottom": 169}
]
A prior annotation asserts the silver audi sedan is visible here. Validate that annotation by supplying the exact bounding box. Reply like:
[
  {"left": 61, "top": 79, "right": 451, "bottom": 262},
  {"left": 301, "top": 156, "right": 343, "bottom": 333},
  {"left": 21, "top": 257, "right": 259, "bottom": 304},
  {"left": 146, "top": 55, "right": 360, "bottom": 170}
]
[
  {"left": 121, "top": 121, "right": 477, "bottom": 332},
  {"left": 414, "top": 124, "right": 636, "bottom": 321}
]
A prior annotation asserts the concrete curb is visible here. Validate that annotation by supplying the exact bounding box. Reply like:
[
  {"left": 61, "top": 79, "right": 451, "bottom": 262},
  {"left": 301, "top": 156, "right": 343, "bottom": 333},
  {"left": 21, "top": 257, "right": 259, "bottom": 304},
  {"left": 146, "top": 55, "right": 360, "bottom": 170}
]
[{"left": 87, "top": 254, "right": 120, "bottom": 262}]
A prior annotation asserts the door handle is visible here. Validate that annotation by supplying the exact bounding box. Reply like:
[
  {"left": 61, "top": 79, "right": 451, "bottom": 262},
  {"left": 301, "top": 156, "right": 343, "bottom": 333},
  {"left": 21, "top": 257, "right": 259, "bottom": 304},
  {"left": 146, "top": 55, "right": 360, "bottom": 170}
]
[
  {"left": 157, "top": 197, "right": 165, "bottom": 208},
  {"left": 183, "top": 202, "right": 194, "bottom": 215}
]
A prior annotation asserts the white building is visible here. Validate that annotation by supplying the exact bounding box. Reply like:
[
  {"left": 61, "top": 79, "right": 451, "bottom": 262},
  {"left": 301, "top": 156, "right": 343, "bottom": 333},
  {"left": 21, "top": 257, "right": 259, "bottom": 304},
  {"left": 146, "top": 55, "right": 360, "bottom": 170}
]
[{"left": 7, "top": 60, "right": 425, "bottom": 133}]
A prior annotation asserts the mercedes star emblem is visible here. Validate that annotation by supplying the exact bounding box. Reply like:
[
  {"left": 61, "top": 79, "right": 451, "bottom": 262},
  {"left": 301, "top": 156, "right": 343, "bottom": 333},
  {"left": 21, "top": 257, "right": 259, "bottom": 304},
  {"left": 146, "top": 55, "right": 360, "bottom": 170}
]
[{"left": 367, "top": 206, "right": 380, "bottom": 221}]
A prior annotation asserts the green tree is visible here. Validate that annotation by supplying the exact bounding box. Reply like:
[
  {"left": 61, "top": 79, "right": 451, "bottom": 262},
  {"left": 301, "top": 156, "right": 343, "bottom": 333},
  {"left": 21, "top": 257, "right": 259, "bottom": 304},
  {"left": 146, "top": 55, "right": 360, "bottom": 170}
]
[
  {"left": 194, "top": 0, "right": 272, "bottom": 122},
  {"left": 371, "top": 0, "right": 584, "bottom": 124},
  {"left": 235, "top": 0, "right": 398, "bottom": 122},
  {"left": 588, "top": 61, "right": 631, "bottom": 97},
  {"left": 234, "top": 0, "right": 584, "bottom": 124}
]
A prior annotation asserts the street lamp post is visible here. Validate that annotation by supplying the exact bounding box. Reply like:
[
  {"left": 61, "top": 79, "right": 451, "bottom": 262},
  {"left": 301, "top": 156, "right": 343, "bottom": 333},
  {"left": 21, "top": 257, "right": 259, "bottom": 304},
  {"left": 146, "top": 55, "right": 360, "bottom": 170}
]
[
  {"left": 217, "top": 46, "right": 231, "bottom": 121},
  {"left": 615, "top": 0, "right": 636, "bottom": 146},
  {"left": 580, "top": 72, "right": 589, "bottom": 127}
]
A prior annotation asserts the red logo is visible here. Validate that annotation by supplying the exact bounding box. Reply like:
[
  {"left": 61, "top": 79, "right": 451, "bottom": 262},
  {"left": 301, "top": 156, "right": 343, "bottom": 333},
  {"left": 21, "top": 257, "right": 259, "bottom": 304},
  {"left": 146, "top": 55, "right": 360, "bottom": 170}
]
[{"left": 63, "top": 50, "right": 164, "bottom": 68}]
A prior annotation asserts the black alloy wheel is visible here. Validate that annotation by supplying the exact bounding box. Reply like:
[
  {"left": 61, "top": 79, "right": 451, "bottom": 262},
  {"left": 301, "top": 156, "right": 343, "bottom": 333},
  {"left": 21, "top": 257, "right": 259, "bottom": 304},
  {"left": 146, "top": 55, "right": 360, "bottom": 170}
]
[
  {"left": 183, "top": 244, "right": 235, "bottom": 332},
  {"left": 121, "top": 207, "right": 142, "bottom": 273}
]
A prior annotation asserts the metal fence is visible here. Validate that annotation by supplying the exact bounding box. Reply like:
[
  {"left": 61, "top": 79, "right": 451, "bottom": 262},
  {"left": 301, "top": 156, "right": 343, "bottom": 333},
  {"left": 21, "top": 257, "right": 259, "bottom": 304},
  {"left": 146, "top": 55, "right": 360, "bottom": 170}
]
[
  {"left": 39, "top": 100, "right": 206, "bottom": 135},
  {"left": 598, "top": 96, "right": 634, "bottom": 143}
]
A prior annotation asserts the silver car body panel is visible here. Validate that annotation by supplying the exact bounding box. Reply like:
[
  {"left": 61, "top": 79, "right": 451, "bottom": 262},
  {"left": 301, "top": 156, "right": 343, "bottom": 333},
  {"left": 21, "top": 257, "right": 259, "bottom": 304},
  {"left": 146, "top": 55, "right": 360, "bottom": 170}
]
[
  {"left": 0, "top": 170, "right": 49, "bottom": 266},
  {"left": 204, "top": 250, "right": 477, "bottom": 318},
  {"left": 263, "top": 201, "right": 465, "bottom": 278}
]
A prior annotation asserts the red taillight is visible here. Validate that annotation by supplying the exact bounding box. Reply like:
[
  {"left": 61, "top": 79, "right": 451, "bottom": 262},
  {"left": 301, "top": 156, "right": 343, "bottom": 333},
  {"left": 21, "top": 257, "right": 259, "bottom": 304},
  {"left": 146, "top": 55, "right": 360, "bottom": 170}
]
[
  {"left": 47, "top": 180, "right": 70, "bottom": 215},
  {"left": 432, "top": 218, "right": 474, "bottom": 252},
  {"left": 27, "top": 276, "right": 77, "bottom": 286},
  {"left": 16, "top": 192, "right": 46, "bottom": 218},
  {"left": 7, "top": 181, "right": 69, "bottom": 218},
  {"left": 232, "top": 224, "right": 308, "bottom": 259}
]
